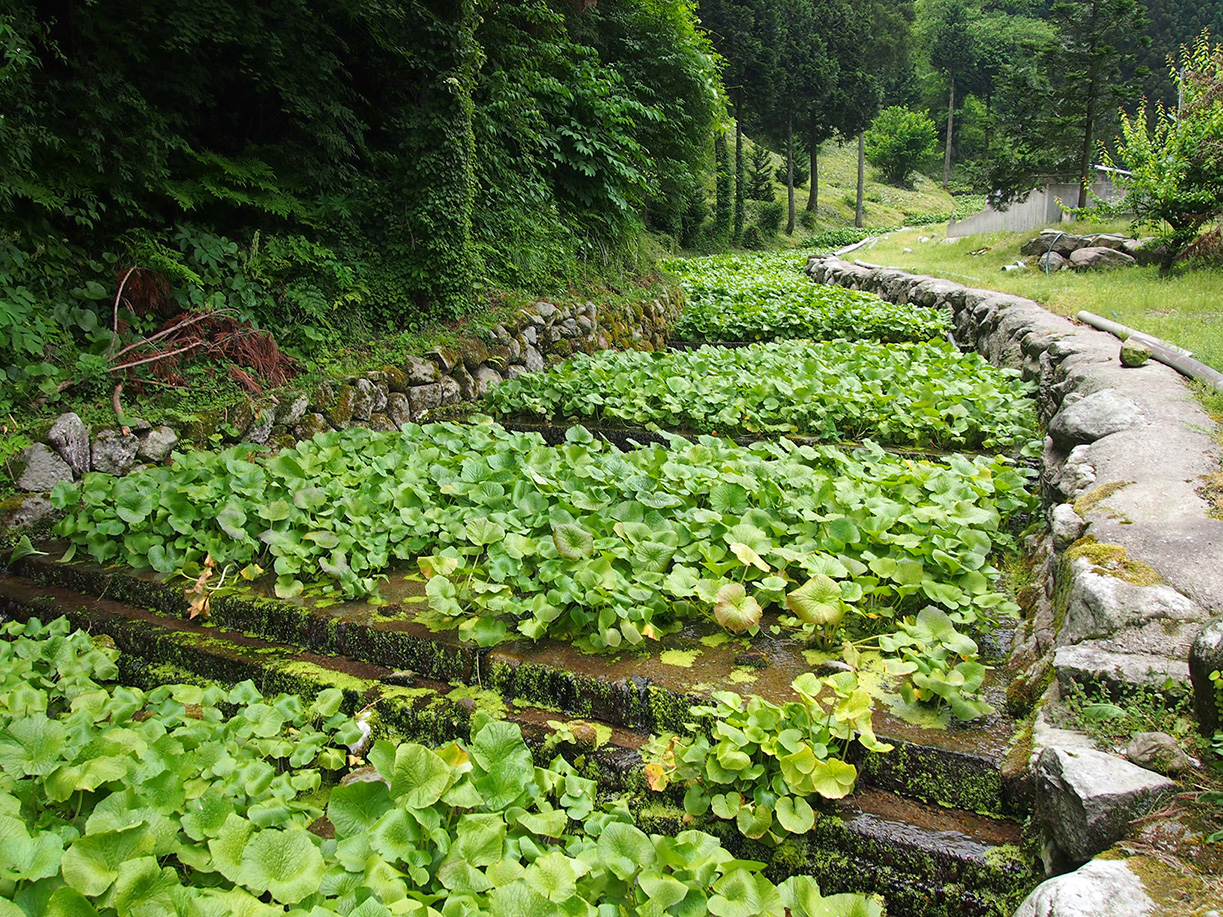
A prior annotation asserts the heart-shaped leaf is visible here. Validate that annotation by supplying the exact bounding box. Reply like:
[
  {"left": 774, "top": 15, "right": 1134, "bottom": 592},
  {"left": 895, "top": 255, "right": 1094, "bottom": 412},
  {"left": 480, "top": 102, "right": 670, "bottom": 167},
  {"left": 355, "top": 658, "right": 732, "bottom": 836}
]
[
  {"left": 713, "top": 583, "right": 762, "bottom": 633},
  {"left": 787, "top": 575, "right": 845, "bottom": 627}
]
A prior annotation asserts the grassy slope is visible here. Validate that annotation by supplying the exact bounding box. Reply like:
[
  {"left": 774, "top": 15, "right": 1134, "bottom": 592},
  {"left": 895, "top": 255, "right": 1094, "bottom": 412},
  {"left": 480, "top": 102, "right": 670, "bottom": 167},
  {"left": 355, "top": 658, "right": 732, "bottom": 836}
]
[
  {"left": 703, "top": 138, "right": 963, "bottom": 250},
  {"left": 859, "top": 220, "right": 1223, "bottom": 372}
]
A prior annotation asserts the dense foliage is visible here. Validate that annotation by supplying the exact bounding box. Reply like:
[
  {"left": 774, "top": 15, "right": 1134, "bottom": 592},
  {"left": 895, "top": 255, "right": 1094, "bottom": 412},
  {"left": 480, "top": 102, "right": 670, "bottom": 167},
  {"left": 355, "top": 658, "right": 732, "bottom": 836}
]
[
  {"left": 0, "top": 616, "right": 882, "bottom": 917},
  {"left": 486, "top": 340, "right": 1038, "bottom": 449},
  {"left": 0, "top": 0, "right": 720, "bottom": 414},
  {"left": 1103, "top": 33, "right": 1223, "bottom": 267},
  {"left": 864, "top": 107, "right": 940, "bottom": 185},
  {"left": 666, "top": 253, "right": 950, "bottom": 344},
  {"left": 645, "top": 672, "right": 892, "bottom": 839}
]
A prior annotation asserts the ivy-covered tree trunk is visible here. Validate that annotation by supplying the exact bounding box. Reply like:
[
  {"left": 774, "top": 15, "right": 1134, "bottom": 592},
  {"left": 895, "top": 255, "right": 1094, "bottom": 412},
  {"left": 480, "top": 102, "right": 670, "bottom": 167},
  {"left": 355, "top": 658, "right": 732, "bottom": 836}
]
[
  {"left": 714, "top": 132, "right": 732, "bottom": 242},
  {"left": 806, "top": 130, "right": 818, "bottom": 213},
  {"left": 786, "top": 114, "right": 795, "bottom": 235},
  {"left": 382, "top": 0, "right": 480, "bottom": 318},
  {"left": 734, "top": 93, "right": 746, "bottom": 243}
]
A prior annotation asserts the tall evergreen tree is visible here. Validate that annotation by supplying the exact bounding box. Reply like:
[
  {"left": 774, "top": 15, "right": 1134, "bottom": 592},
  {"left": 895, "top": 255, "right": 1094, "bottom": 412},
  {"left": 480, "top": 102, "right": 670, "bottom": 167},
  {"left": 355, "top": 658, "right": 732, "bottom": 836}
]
[
  {"left": 989, "top": 0, "right": 1149, "bottom": 204},
  {"left": 924, "top": 0, "right": 978, "bottom": 188}
]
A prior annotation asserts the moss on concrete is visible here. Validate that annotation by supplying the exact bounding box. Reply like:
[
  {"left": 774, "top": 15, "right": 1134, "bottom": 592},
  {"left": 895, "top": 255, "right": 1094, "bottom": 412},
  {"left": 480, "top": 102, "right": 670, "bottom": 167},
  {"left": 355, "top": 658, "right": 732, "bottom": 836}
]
[
  {"left": 1065, "top": 536, "right": 1164, "bottom": 587},
  {"left": 1073, "top": 480, "right": 1134, "bottom": 517}
]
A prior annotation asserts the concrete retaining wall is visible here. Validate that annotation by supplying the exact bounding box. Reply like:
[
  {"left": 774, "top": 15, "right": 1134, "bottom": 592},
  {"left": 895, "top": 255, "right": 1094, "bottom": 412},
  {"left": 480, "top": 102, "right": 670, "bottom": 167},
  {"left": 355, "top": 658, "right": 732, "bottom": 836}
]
[
  {"left": 948, "top": 175, "right": 1127, "bottom": 238},
  {"left": 804, "top": 254, "right": 1222, "bottom": 709}
]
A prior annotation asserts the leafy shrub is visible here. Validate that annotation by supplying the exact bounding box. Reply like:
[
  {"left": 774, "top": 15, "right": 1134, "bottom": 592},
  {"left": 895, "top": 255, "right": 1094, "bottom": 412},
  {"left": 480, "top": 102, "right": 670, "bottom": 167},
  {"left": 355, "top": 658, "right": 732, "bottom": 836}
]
[
  {"left": 0, "top": 616, "right": 881, "bottom": 916},
  {"left": 775, "top": 159, "right": 809, "bottom": 187},
  {"left": 0, "top": 233, "right": 119, "bottom": 414},
  {"left": 128, "top": 224, "right": 366, "bottom": 349},
  {"left": 746, "top": 145, "right": 776, "bottom": 202},
  {"left": 906, "top": 211, "right": 952, "bottom": 227},
  {"left": 797, "top": 209, "right": 818, "bottom": 230},
  {"left": 646, "top": 673, "right": 892, "bottom": 840},
  {"left": 741, "top": 226, "right": 764, "bottom": 250},
  {"left": 753, "top": 201, "right": 785, "bottom": 237},
  {"left": 865, "top": 106, "right": 938, "bottom": 185},
  {"left": 804, "top": 228, "right": 873, "bottom": 251}
]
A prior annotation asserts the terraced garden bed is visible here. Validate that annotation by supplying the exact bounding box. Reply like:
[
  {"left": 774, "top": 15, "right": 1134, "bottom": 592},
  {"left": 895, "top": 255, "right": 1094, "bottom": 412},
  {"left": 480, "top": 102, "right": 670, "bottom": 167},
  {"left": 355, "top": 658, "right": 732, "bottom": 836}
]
[
  {"left": 0, "top": 250, "right": 1054, "bottom": 916},
  {"left": 664, "top": 253, "right": 950, "bottom": 345},
  {"left": 485, "top": 341, "right": 1037, "bottom": 450}
]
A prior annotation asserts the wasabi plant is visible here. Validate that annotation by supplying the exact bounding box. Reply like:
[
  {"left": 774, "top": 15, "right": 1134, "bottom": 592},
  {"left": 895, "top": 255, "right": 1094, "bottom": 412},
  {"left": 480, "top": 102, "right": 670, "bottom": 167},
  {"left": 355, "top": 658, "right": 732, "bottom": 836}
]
[
  {"left": 646, "top": 673, "right": 892, "bottom": 841},
  {"left": 0, "top": 616, "right": 882, "bottom": 916}
]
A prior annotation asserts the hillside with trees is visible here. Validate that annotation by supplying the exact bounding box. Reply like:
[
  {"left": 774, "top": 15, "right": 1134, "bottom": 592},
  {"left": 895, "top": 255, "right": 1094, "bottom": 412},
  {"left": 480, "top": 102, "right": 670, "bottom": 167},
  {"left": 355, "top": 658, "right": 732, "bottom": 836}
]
[{"left": 3, "top": 0, "right": 1221, "bottom": 431}]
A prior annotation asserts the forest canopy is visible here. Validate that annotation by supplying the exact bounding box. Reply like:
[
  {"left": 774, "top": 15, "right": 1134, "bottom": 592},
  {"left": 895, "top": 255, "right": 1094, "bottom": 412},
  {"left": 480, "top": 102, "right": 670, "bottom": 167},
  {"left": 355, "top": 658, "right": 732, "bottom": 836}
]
[{"left": 0, "top": 0, "right": 721, "bottom": 323}]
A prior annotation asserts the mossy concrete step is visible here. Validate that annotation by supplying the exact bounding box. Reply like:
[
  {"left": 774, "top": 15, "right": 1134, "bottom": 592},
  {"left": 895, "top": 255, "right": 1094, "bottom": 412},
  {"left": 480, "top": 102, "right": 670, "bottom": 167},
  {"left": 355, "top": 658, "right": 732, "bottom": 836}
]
[
  {"left": 12, "top": 553, "right": 1029, "bottom": 818},
  {"left": 0, "top": 573, "right": 1040, "bottom": 917},
  {"left": 640, "top": 787, "right": 1035, "bottom": 917},
  {"left": 0, "top": 573, "right": 646, "bottom": 787}
]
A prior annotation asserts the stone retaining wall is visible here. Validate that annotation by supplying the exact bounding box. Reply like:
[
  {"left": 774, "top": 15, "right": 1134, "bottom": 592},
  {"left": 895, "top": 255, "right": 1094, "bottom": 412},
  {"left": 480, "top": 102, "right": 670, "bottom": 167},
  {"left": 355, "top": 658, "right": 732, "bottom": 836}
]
[
  {"left": 806, "top": 254, "right": 1223, "bottom": 910},
  {"left": 4, "top": 291, "right": 680, "bottom": 525}
]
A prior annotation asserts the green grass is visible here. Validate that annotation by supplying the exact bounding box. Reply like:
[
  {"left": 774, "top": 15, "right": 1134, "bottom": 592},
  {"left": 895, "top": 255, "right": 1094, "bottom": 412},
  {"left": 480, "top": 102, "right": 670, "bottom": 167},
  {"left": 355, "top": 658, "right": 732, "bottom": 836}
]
[{"left": 860, "top": 220, "right": 1223, "bottom": 372}]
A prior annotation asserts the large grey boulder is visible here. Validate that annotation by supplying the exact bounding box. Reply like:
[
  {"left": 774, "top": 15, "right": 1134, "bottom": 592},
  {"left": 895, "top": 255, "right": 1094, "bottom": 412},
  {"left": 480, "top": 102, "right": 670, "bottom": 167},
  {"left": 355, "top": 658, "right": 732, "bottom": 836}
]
[
  {"left": 1125, "top": 732, "right": 1197, "bottom": 775},
  {"left": 1084, "top": 233, "right": 1131, "bottom": 251},
  {"left": 1069, "top": 247, "right": 1136, "bottom": 271},
  {"left": 1054, "top": 643, "right": 1187, "bottom": 696},
  {"left": 1056, "top": 558, "right": 1210, "bottom": 647},
  {"left": 1012, "top": 858, "right": 1154, "bottom": 917},
  {"left": 1021, "top": 231, "right": 1089, "bottom": 258},
  {"left": 1124, "top": 238, "right": 1166, "bottom": 267},
  {"left": 138, "top": 426, "right": 179, "bottom": 462},
  {"left": 243, "top": 408, "right": 275, "bottom": 445},
  {"left": 0, "top": 494, "right": 56, "bottom": 532},
  {"left": 407, "top": 383, "right": 446, "bottom": 418},
  {"left": 14, "top": 444, "right": 74, "bottom": 492},
  {"left": 274, "top": 393, "right": 309, "bottom": 427},
  {"left": 1189, "top": 618, "right": 1223, "bottom": 737},
  {"left": 1050, "top": 504, "right": 1086, "bottom": 551},
  {"left": 1048, "top": 391, "right": 1145, "bottom": 449},
  {"left": 90, "top": 429, "right": 140, "bottom": 476},
  {"left": 1038, "top": 251, "right": 1068, "bottom": 273},
  {"left": 1035, "top": 746, "right": 1175, "bottom": 863},
  {"left": 472, "top": 366, "right": 503, "bottom": 397},
  {"left": 349, "top": 378, "right": 379, "bottom": 422},
  {"left": 403, "top": 356, "right": 440, "bottom": 386},
  {"left": 523, "top": 344, "right": 545, "bottom": 373},
  {"left": 47, "top": 413, "right": 90, "bottom": 478},
  {"left": 387, "top": 392, "right": 413, "bottom": 428}
]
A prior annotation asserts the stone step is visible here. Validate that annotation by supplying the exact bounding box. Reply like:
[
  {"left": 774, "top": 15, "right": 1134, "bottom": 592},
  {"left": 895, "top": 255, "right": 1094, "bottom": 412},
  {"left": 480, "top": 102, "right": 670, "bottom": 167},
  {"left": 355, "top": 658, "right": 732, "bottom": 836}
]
[
  {"left": 0, "top": 573, "right": 1039, "bottom": 917},
  {"left": 13, "top": 553, "right": 1029, "bottom": 818}
]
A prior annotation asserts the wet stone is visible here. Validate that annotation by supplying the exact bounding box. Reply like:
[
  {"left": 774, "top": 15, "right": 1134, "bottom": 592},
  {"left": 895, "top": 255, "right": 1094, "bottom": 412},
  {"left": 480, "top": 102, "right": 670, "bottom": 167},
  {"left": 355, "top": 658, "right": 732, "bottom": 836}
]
[
  {"left": 47, "top": 412, "right": 90, "bottom": 478},
  {"left": 403, "top": 356, "right": 440, "bottom": 386},
  {"left": 274, "top": 392, "right": 309, "bottom": 427},
  {"left": 14, "top": 444, "right": 74, "bottom": 492},
  {"left": 1125, "top": 732, "right": 1196, "bottom": 775},
  {"left": 1035, "top": 746, "right": 1175, "bottom": 863},
  {"left": 90, "top": 429, "right": 140, "bottom": 476},
  {"left": 139, "top": 426, "right": 179, "bottom": 461}
]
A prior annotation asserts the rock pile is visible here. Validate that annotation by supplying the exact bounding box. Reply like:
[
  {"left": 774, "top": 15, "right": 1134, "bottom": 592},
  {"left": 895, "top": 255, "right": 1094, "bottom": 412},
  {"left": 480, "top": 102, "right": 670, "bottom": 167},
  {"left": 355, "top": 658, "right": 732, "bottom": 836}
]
[{"left": 1020, "top": 230, "right": 1164, "bottom": 272}]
